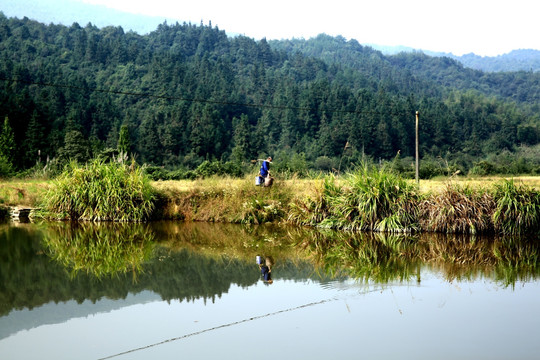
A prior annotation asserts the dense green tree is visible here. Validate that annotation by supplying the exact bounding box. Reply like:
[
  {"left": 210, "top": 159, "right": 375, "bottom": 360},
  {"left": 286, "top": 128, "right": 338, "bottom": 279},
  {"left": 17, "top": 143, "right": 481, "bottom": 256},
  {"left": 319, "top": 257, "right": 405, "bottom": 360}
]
[
  {"left": 0, "top": 15, "right": 538, "bottom": 176},
  {"left": 117, "top": 124, "right": 131, "bottom": 155},
  {"left": 23, "top": 110, "right": 46, "bottom": 166},
  {"left": 58, "top": 130, "right": 91, "bottom": 163},
  {"left": 0, "top": 116, "right": 15, "bottom": 167},
  {"left": 231, "top": 114, "right": 252, "bottom": 163},
  {"left": 138, "top": 114, "right": 162, "bottom": 165}
]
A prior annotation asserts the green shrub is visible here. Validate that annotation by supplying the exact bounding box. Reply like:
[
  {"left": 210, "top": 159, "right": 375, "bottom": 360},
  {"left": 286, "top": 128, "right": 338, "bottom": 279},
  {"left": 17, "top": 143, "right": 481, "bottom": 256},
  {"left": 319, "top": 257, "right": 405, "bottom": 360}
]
[
  {"left": 144, "top": 166, "right": 170, "bottom": 181},
  {"left": 492, "top": 179, "right": 540, "bottom": 235},
  {"left": 44, "top": 159, "right": 156, "bottom": 221},
  {"left": 290, "top": 163, "right": 420, "bottom": 232},
  {"left": 0, "top": 154, "right": 12, "bottom": 178},
  {"left": 470, "top": 160, "right": 498, "bottom": 176},
  {"left": 194, "top": 160, "right": 244, "bottom": 178}
]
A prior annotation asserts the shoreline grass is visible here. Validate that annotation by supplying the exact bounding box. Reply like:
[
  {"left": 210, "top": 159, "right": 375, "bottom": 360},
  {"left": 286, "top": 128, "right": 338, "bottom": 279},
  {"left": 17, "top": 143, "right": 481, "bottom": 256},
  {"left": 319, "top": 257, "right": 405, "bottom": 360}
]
[
  {"left": 1, "top": 175, "right": 539, "bottom": 208},
  {"left": 1, "top": 171, "right": 540, "bottom": 235}
]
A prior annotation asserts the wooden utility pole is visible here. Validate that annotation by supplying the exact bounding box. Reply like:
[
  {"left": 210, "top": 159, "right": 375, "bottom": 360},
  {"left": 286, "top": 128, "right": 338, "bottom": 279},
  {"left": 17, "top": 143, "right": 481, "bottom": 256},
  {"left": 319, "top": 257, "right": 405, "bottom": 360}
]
[{"left": 415, "top": 111, "right": 419, "bottom": 184}]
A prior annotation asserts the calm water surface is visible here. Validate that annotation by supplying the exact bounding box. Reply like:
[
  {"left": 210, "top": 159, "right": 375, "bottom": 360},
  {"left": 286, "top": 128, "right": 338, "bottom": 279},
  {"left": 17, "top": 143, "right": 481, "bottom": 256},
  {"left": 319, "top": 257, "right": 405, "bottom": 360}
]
[{"left": 1, "top": 221, "right": 539, "bottom": 360}]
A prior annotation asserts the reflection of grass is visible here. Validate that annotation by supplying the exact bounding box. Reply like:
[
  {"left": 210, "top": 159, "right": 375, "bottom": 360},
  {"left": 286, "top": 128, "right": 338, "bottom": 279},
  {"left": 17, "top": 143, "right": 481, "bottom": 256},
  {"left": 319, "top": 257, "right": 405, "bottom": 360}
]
[
  {"left": 302, "top": 231, "right": 421, "bottom": 283},
  {"left": 300, "top": 230, "right": 540, "bottom": 286},
  {"left": 152, "top": 221, "right": 309, "bottom": 264},
  {"left": 151, "top": 222, "right": 540, "bottom": 287},
  {"left": 35, "top": 220, "right": 540, "bottom": 287},
  {"left": 42, "top": 222, "right": 155, "bottom": 278}
]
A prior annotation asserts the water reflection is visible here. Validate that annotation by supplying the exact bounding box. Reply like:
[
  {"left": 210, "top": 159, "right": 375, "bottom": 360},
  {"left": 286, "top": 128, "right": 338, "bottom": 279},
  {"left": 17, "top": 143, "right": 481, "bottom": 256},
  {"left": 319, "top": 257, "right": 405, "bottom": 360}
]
[
  {"left": 42, "top": 222, "right": 155, "bottom": 279},
  {"left": 0, "top": 222, "right": 320, "bottom": 337},
  {"left": 302, "top": 229, "right": 540, "bottom": 286},
  {"left": 1, "top": 222, "right": 539, "bottom": 331},
  {"left": 2, "top": 222, "right": 540, "bottom": 360}
]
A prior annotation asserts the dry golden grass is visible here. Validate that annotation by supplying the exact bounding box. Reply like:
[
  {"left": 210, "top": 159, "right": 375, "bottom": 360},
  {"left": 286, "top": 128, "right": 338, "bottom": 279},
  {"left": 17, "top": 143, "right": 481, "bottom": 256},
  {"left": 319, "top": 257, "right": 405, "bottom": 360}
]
[
  {"left": 152, "top": 176, "right": 322, "bottom": 198},
  {"left": 417, "top": 175, "right": 540, "bottom": 194},
  {"left": 0, "top": 179, "right": 52, "bottom": 207},
  {"left": 152, "top": 175, "right": 320, "bottom": 222},
  {"left": 152, "top": 174, "right": 540, "bottom": 211}
]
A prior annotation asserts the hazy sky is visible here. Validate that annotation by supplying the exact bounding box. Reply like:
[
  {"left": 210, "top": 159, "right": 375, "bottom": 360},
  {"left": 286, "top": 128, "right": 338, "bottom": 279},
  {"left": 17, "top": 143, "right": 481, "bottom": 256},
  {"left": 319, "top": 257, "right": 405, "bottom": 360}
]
[
  {"left": 75, "top": 0, "right": 540, "bottom": 56},
  {"left": 9, "top": 0, "right": 540, "bottom": 56}
]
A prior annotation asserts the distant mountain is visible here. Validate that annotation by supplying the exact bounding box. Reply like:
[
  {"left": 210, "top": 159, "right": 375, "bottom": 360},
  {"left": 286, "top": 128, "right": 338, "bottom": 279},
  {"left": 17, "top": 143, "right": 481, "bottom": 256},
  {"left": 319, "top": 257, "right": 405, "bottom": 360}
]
[
  {"left": 270, "top": 34, "right": 540, "bottom": 104},
  {"left": 1, "top": 13, "right": 539, "bottom": 173},
  {"left": 449, "top": 49, "right": 540, "bottom": 73},
  {"left": 370, "top": 44, "right": 540, "bottom": 73},
  {"left": 367, "top": 44, "right": 417, "bottom": 55}
]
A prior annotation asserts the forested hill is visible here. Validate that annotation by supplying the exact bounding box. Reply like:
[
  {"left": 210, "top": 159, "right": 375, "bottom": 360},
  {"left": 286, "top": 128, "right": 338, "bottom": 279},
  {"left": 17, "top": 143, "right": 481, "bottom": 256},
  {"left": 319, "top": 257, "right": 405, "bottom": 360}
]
[
  {"left": 368, "top": 45, "right": 540, "bottom": 73},
  {"left": 0, "top": 15, "right": 539, "bottom": 175},
  {"left": 448, "top": 49, "right": 540, "bottom": 73},
  {"left": 270, "top": 34, "right": 540, "bottom": 106}
]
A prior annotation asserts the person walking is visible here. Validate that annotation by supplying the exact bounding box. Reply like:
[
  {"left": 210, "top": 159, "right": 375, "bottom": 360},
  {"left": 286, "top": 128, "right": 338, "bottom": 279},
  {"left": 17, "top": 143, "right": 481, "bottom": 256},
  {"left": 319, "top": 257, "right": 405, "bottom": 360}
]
[{"left": 259, "top": 156, "right": 272, "bottom": 179}]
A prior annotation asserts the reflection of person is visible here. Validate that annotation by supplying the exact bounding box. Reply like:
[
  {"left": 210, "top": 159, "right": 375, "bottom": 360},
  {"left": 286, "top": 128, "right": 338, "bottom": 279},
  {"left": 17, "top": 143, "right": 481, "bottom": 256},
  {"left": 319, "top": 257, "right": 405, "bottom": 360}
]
[{"left": 257, "top": 256, "right": 274, "bottom": 284}]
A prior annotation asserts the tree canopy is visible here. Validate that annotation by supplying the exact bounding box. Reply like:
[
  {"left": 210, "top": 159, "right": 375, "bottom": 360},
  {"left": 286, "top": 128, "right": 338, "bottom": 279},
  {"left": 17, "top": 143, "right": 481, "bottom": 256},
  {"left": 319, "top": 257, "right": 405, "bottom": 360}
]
[{"left": 0, "top": 15, "right": 539, "bottom": 175}]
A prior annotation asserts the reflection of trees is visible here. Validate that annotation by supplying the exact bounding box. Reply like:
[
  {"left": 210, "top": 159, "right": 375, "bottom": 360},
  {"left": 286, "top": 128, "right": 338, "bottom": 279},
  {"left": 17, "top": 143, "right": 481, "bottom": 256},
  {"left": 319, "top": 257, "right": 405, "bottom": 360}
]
[
  {"left": 0, "top": 223, "right": 51, "bottom": 316},
  {"left": 153, "top": 221, "right": 324, "bottom": 282},
  {"left": 1, "top": 222, "right": 539, "bottom": 318},
  {"left": 0, "top": 222, "right": 319, "bottom": 317}
]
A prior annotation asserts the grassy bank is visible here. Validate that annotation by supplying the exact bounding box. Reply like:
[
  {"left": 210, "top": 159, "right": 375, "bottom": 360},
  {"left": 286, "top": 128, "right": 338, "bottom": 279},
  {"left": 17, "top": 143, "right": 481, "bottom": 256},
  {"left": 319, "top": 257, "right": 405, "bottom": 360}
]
[
  {"left": 2, "top": 174, "right": 538, "bottom": 209},
  {"left": 1, "top": 167, "right": 540, "bottom": 234},
  {"left": 152, "top": 176, "right": 317, "bottom": 224}
]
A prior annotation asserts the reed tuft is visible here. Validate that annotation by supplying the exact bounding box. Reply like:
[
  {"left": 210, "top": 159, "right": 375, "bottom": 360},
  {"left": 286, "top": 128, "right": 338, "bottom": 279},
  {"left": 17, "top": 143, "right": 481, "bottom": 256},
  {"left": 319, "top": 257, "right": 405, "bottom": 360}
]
[
  {"left": 42, "top": 222, "right": 155, "bottom": 278},
  {"left": 419, "top": 183, "right": 495, "bottom": 234},
  {"left": 43, "top": 159, "right": 156, "bottom": 221},
  {"left": 492, "top": 179, "right": 540, "bottom": 235},
  {"left": 289, "top": 164, "right": 420, "bottom": 232}
]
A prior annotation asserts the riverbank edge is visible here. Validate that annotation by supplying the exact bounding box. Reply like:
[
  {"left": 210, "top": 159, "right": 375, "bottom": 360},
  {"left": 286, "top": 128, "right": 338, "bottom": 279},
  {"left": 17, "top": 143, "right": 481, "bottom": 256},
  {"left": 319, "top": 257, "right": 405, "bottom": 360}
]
[{"left": 2, "top": 176, "right": 540, "bottom": 235}]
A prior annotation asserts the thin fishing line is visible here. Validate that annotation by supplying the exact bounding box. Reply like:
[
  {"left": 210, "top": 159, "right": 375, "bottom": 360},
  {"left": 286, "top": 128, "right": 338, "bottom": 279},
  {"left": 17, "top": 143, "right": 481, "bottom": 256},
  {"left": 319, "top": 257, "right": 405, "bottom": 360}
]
[
  {"left": 96, "top": 286, "right": 386, "bottom": 360},
  {"left": 0, "top": 76, "right": 411, "bottom": 117},
  {"left": 96, "top": 297, "right": 337, "bottom": 360}
]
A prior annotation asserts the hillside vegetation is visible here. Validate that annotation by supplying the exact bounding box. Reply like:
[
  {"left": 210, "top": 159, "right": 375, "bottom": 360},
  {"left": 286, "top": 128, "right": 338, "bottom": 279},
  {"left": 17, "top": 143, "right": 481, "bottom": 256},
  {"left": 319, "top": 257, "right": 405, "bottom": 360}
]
[{"left": 0, "top": 15, "right": 539, "bottom": 178}]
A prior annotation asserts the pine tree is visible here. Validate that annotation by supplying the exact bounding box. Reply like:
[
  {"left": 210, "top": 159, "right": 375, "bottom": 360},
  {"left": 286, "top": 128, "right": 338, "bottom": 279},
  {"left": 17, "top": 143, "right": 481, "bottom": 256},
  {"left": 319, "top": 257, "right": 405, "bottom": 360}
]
[
  {"left": 0, "top": 116, "right": 16, "bottom": 168},
  {"left": 24, "top": 110, "right": 45, "bottom": 166},
  {"left": 231, "top": 114, "right": 251, "bottom": 163},
  {"left": 59, "top": 130, "right": 90, "bottom": 163},
  {"left": 118, "top": 124, "right": 131, "bottom": 155}
]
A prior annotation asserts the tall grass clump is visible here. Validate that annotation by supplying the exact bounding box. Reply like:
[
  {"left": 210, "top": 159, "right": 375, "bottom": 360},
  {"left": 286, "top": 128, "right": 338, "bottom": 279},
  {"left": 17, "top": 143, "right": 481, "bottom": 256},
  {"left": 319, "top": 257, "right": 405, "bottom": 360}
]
[
  {"left": 419, "top": 183, "right": 495, "bottom": 234},
  {"left": 43, "top": 159, "right": 156, "bottom": 221},
  {"left": 290, "top": 163, "right": 420, "bottom": 232},
  {"left": 287, "top": 177, "right": 335, "bottom": 227},
  {"left": 492, "top": 179, "right": 540, "bottom": 235}
]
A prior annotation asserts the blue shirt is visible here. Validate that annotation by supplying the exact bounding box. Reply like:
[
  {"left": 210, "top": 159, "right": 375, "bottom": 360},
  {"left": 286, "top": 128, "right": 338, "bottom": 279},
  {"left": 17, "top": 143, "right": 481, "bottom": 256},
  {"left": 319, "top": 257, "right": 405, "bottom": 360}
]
[{"left": 260, "top": 160, "right": 270, "bottom": 177}]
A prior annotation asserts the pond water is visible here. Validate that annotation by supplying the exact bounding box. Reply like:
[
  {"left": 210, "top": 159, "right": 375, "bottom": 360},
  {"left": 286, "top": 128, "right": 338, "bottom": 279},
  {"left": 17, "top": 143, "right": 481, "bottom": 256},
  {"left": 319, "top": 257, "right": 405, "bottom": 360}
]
[{"left": 1, "top": 221, "right": 540, "bottom": 360}]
